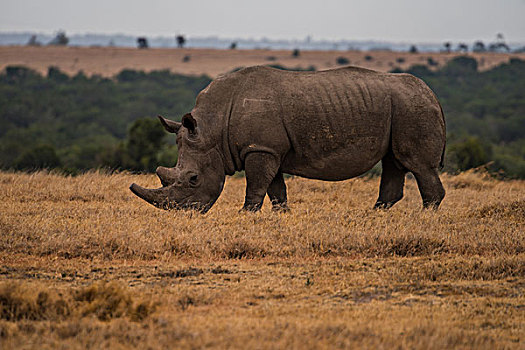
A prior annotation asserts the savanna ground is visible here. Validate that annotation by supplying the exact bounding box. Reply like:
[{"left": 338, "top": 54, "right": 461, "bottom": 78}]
[
  {"left": 0, "top": 170, "right": 523, "bottom": 349},
  {"left": 1, "top": 46, "right": 524, "bottom": 78}
]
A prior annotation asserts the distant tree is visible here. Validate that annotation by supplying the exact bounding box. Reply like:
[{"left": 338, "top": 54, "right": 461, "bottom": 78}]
[
  {"left": 176, "top": 35, "right": 186, "bottom": 48},
  {"left": 182, "top": 55, "right": 191, "bottom": 62},
  {"left": 116, "top": 69, "right": 146, "bottom": 82},
  {"left": 364, "top": 55, "right": 373, "bottom": 61},
  {"left": 442, "top": 55, "right": 478, "bottom": 75},
  {"left": 125, "top": 118, "right": 167, "bottom": 172},
  {"left": 48, "top": 66, "right": 69, "bottom": 82},
  {"left": 472, "top": 41, "right": 486, "bottom": 53},
  {"left": 489, "top": 43, "right": 510, "bottom": 52},
  {"left": 396, "top": 57, "right": 406, "bottom": 63},
  {"left": 137, "top": 37, "right": 148, "bottom": 49},
  {"left": 443, "top": 42, "right": 451, "bottom": 53},
  {"left": 336, "top": 57, "right": 350, "bottom": 65},
  {"left": 230, "top": 42, "right": 237, "bottom": 50},
  {"left": 26, "top": 35, "right": 41, "bottom": 46},
  {"left": 488, "top": 33, "right": 510, "bottom": 52},
  {"left": 448, "top": 137, "right": 489, "bottom": 171},
  {"left": 14, "top": 145, "right": 61, "bottom": 170},
  {"left": 3, "top": 66, "right": 40, "bottom": 84},
  {"left": 457, "top": 43, "right": 468, "bottom": 53},
  {"left": 409, "top": 45, "right": 418, "bottom": 54},
  {"left": 292, "top": 49, "right": 300, "bottom": 58},
  {"left": 48, "top": 31, "right": 69, "bottom": 46},
  {"left": 405, "top": 64, "right": 434, "bottom": 77},
  {"left": 427, "top": 57, "right": 438, "bottom": 66}
]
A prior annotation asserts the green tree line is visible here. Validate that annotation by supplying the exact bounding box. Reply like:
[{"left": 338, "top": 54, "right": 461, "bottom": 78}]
[
  {"left": 0, "top": 57, "right": 524, "bottom": 177},
  {"left": 0, "top": 67, "right": 210, "bottom": 173}
]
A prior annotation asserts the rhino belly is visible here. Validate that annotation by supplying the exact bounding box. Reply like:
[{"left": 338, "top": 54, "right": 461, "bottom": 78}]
[{"left": 281, "top": 128, "right": 389, "bottom": 181}]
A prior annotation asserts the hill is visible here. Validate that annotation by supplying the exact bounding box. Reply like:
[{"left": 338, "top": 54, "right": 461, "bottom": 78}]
[{"left": 1, "top": 46, "right": 523, "bottom": 78}]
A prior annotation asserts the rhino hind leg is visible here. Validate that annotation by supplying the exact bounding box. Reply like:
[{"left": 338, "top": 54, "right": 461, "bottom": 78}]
[
  {"left": 374, "top": 152, "right": 407, "bottom": 209},
  {"left": 267, "top": 171, "right": 289, "bottom": 212},
  {"left": 412, "top": 167, "right": 445, "bottom": 209},
  {"left": 242, "top": 152, "right": 281, "bottom": 212}
]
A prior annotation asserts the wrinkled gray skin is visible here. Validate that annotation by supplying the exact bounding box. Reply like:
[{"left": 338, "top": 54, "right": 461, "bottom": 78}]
[{"left": 130, "top": 65, "right": 446, "bottom": 213}]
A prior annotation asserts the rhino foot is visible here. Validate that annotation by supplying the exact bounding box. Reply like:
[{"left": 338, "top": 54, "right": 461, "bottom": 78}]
[
  {"left": 373, "top": 201, "right": 395, "bottom": 210},
  {"left": 271, "top": 202, "right": 290, "bottom": 213},
  {"left": 240, "top": 202, "right": 263, "bottom": 212}
]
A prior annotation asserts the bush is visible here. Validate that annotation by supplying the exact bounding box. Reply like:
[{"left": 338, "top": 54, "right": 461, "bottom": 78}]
[
  {"left": 124, "top": 118, "right": 168, "bottom": 172},
  {"left": 443, "top": 56, "right": 478, "bottom": 75},
  {"left": 14, "top": 145, "right": 61, "bottom": 170},
  {"left": 448, "top": 137, "right": 490, "bottom": 171},
  {"left": 336, "top": 57, "right": 350, "bottom": 65},
  {"left": 427, "top": 57, "right": 439, "bottom": 66}
]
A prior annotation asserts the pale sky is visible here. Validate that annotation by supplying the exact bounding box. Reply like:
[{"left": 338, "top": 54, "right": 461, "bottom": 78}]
[{"left": 1, "top": 0, "right": 524, "bottom": 43}]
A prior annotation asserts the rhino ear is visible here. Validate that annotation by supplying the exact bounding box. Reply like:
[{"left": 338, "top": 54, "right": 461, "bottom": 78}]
[
  {"left": 182, "top": 113, "right": 197, "bottom": 135},
  {"left": 158, "top": 115, "right": 182, "bottom": 133}
]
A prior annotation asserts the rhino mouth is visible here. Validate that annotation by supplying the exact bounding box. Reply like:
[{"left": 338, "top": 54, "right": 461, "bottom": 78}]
[{"left": 129, "top": 183, "right": 211, "bottom": 213}]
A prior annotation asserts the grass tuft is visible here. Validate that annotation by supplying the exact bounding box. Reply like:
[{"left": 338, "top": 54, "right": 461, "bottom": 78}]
[{"left": 0, "top": 283, "right": 69, "bottom": 321}]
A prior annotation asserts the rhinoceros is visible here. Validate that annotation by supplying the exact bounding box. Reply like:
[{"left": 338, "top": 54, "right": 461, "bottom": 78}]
[{"left": 130, "top": 65, "right": 445, "bottom": 213}]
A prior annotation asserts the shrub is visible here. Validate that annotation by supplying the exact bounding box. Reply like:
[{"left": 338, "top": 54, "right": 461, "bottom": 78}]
[
  {"left": 14, "top": 145, "right": 61, "bottom": 170},
  {"left": 336, "top": 57, "right": 350, "bottom": 65}
]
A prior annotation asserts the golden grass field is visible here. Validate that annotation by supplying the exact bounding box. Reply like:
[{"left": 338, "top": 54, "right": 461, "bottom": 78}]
[
  {"left": 1, "top": 46, "right": 524, "bottom": 78},
  {"left": 0, "top": 170, "right": 524, "bottom": 349}
]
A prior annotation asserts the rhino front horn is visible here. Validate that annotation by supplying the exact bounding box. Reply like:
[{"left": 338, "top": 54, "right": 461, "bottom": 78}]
[{"left": 130, "top": 183, "right": 170, "bottom": 209}]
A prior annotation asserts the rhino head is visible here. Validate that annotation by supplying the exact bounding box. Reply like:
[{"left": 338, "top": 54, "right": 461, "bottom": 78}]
[{"left": 129, "top": 114, "right": 225, "bottom": 213}]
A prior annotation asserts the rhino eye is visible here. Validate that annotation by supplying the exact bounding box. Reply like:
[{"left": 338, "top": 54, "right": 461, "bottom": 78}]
[{"left": 189, "top": 174, "right": 199, "bottom": 187}]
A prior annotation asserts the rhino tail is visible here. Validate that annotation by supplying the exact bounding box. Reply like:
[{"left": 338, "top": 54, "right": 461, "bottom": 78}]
[
  {"left": 439, "top": 141, "right": 446, "bottom": 170},
  {"left": 438, "top": 103, "right": 446, "bottom": 170}
]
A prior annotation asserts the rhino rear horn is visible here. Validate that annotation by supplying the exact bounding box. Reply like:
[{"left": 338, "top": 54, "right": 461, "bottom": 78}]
[{"left": 158, "top": 115, "right": 182, "bottom": 133}]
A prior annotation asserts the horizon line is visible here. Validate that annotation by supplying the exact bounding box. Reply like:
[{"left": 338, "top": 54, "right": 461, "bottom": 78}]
[{"left": 1, "top": 30, "right": 524, "bottom": 46}]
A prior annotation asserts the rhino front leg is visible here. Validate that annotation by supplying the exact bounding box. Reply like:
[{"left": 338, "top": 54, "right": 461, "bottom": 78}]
[
  {"left": 267, "top": 171, "right": 289, "bottom": 212},
  {"left": 242, "top": 152, "right": 280, "bottom": 212}
]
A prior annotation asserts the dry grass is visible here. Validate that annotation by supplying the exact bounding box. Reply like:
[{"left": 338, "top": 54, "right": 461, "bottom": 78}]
[
  {"left": 0, "top": 171, "right": 524, "bottom": 348},
  {"left": 1, "top": 46, "right": 524, "bottom": 78}
]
